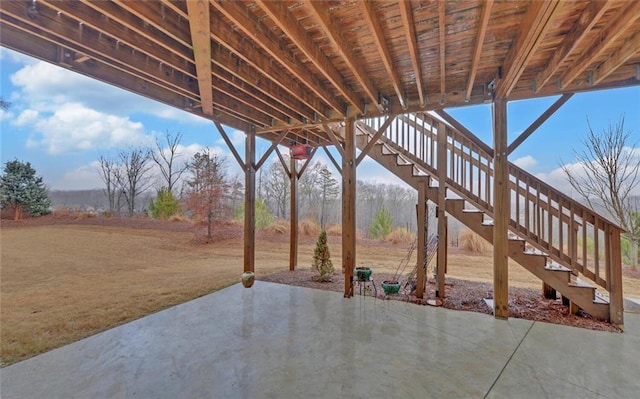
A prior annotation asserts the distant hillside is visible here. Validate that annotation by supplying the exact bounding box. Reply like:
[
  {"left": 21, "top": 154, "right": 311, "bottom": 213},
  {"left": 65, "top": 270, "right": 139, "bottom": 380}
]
[
  {"left": 49, "top": 189, "right": 108, "bottom": 211},
  {"left": 49, "top": 189, "right": 156, "bottom": 214}
]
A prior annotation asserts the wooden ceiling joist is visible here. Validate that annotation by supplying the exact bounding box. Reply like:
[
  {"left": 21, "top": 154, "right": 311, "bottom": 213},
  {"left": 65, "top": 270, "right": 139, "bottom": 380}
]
[
  {"left": 305, "top": 0, "right": 381, "bottom": 112},
  {"left": 398, "top": 0, "right": 425, "bottom": 106},
  {"left": 360, "top": 0, "right": 406, "bottom": 108},
  {"left": 465, "top": 0, "right": 493, "bottom": 102},
  {"left": 496, "top": 0, "right": 561, "bottom": 98},
  {"left": 116, "top": 0, "right": 313, "bottom": 123},
  {"left": 534, "top": 1, "right": 610, "bottom": 92},
  {"left": 255, "top": 0, "right": 364, "bottom": 115},
  {"left": 208, "top": 5, "right": 329, "bottom": 121},
  {"left": 186, "top": 0, "right": 213, "bottom": 116},
  {"left": 0, "top": 21, "right": 251, "bottom": 133},
  {"left": 561, "top": 2, "right": 640, "bottom": 89},
  {"left": 593, "top": 30, "right": 640, "bottom": 86},
  {"left": 0, "top": 3, "right": 195, "bottom": 100},
  {"left": 48, "top": 0, "right": 196, "bottom": 77},
  {"left": 77, "top": 0, "right": 193, "bottom": 63},
  {"left": 438, "top": 0, "right": 446, "bottom": 104},
  {"left": 210, "top": 0, "right": 346, "bottom": 118}
]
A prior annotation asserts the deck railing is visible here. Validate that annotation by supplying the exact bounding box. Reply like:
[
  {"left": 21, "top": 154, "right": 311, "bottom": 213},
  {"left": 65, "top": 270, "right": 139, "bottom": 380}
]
[{"left": 358, "top": 113, "right": 623, "bottom": 302}]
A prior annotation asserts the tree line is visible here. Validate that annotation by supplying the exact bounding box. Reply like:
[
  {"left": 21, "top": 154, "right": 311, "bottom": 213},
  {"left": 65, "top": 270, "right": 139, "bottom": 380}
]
[{"left": 1, "top": 119, "right": 638, "bottom": 266}]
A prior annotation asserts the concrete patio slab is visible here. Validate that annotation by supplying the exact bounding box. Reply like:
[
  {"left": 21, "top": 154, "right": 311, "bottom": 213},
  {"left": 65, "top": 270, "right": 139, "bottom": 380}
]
[{"left": 1, "top": 282, "right": 638, "bottom": 398}]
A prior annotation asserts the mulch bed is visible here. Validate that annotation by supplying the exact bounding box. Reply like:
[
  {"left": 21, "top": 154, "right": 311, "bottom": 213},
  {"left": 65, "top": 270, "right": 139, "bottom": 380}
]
[{"left": 259, "top": 270, "right": 621, "bottom": 333}]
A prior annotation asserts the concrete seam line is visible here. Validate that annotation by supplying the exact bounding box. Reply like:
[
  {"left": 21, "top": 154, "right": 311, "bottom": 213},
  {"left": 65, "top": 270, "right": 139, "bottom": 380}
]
[{"left": 483, "top": 321, "right": 535, "bottom": 399}]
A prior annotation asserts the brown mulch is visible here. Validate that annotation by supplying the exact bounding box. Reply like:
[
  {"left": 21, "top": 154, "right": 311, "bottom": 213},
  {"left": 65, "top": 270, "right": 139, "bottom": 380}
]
[{"left": 259, "top": 270, "right": 621, "bottom": 333}]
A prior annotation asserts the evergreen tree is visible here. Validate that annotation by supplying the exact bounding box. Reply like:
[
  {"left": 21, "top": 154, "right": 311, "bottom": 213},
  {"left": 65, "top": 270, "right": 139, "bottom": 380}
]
[
  {"left": 311, "top": 230, "right": 334, "bottom": 282},
  {"left": 0, "top": 160, "right": 51, "bottom": 220},
  {"left": 369, "top": 206, "right": 393, "bottom": 239},
  {"left": 233, "top": 198, "right": 274, "bottom": 229},
  {"left": 149, "top": 187, "right": 180, "bottom": 219}
]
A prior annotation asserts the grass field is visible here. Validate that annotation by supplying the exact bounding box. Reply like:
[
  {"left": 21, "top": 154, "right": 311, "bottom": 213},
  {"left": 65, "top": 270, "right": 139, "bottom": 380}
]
[{"left": 2, "top": 223, "right": 639, "bottom": 366}]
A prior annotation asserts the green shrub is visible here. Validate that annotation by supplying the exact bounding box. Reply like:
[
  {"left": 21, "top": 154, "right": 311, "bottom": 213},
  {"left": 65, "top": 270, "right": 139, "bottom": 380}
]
[
  {"left": 233, "top": 199, "right": 274, "bottom": 229},
  {"left": 369, "top": 206, "right": 393, "bottom": 239},
  {"left": 149, "top": 188, "right": 180, "bottom": 219}
]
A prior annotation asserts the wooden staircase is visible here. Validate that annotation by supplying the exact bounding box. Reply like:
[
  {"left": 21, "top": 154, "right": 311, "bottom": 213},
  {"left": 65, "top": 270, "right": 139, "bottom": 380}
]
[{"left": 353, "top": 113, "right": 623, "bottom": 323}]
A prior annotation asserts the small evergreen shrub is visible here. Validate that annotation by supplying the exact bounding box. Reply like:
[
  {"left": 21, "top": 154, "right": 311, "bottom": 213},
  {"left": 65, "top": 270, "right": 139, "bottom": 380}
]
[{"left": 311, "top": 230, "right": 334, "bottom": 282}]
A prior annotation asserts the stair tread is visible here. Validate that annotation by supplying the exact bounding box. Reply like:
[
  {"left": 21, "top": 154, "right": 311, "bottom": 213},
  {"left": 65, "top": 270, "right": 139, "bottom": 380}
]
[
  {"left": 545, "top": 262, "right": 571, "bottom": 272},
  {"left": 569, "top": 277, "right": 596, "bottom": 289},
  {"left": 524, "top": 248, "right": 546, "bottom": 256},
  {"left": 594, "top": 292, "right": 609, "bottom": 304}
]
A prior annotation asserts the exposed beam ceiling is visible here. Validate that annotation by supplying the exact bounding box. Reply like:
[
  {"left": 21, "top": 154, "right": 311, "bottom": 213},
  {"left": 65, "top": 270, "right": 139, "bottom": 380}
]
[
  {"left": 438, "top": 0, "right": 446, "bottom": 104},
  {"left": 398, "top": 0, "right": 425, "bottom": 106},
  {"left": 496, "top": 0, "right": 561, "bottom": 98},
  {"left": 534, "top": 1, "right": 610, "bottom": 92},
  {"left": 360, "top": 0, "right": 406, "bottom": 108},
  {"left": 256, "top": 0, "right": 364, "bottom": 115},
  {"left": 593, "top": 30, "right": 640, "bottom": 86},
  {"left": 304, "top": 0, "right": 380, "bottom": 112},
  {"left": 210, "top": 0, "right": 345, "bottom": 118},
  {"left": 1, "top": 0, "right": 638, "bottom": 142},
  {"left": 465, "top": 0, "right": 493, "bottom": 101},
  {"left": 561, "top": 1, "right": 640, "bottom": 89}
]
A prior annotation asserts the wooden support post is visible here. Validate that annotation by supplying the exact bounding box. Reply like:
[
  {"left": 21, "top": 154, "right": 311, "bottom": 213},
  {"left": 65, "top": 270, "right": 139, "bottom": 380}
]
[
  {"left": 542, "top": 283, "right": 557, "bottom": 300},
  {"left": 416, "top": 179, "right": 428, "bottom": 298},
  {"left": 492, "top": 97, "right": 509, "bottom": 319},
  {"left": 342, "top": 118, "right": 357, "bottom": 297},
  {"left": 569, "top": 301, "right": 579, "bottom": 315},
  {"left": 290, "top": 156, "right": 298, "bottom": 271},
  {"left": 444, "top": 216, "right": 448, "bottom": 274},
  {"left": 609, "top": 226, "right": 624, "bottom": 327},
  {"left": 244, "top": 132, "right": 256, "bottom": 273},
  {"left": 436, "top": 122, "right": 448, "bottom": 298}
]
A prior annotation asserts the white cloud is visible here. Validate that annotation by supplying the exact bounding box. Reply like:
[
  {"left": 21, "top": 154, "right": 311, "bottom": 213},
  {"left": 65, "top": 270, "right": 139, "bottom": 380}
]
[
  {"left": 26, "top": 103, "right": 152, "bottom": 154},
  {"left": 217, "top": 129, "right": 245, "bottom": 147},
  {"left": 10, "top": 60, "right": 208, "bottom": 123},
  {"left": 14, "top": 109, "right": 39, "bottom": 126},
  {"left": 0, "top": 109, "right": 13, "bottom": 122},
  {"left": 58, "top": 161, "right": 103, "bottom": 190},
  {"left": 512, "top": 155, "right": 538, "bottom": 170},
  {"left": 536, "top": 149, "right": 640, "bottom": 198}
]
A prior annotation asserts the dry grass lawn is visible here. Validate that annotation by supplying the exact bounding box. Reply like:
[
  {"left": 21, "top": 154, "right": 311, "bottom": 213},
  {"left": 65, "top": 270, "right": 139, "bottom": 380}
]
[{"left": 2, "top": 223, "right": 639, "bottom": 366}]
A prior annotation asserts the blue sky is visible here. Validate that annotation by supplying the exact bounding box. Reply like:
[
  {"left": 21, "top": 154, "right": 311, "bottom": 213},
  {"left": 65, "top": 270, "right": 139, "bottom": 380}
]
[{"left": 1, "top": 47, "right": 639, "bottom": 193}]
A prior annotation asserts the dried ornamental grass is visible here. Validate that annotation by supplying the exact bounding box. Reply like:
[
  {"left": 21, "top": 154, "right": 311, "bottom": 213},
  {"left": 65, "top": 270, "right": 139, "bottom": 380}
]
[
  {"left": 299, "top": 218, "right": 320, "bottom": 236},
  {"left": 459, "top": 229, "right": 491, "bottom": 253},
  {"left": 386, "top": 227, "right": 415, "bottom": 244}
]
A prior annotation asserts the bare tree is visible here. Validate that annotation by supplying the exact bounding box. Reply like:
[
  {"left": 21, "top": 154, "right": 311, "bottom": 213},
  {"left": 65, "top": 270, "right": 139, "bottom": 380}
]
[
  {"left": 98, "top": 155, "right": 120, "bottom": 214},
  {"left": 116, "top": 148, "right": 153, "bottom": 217},
  {"left": 298, "top": 161, "right": 322, "bottom": 218},
  {"left": 318, "top": 165, "right": 339, "bottom": 228},
  {"left": 151, "top": 131, "right": 188, "bottom": 193},
  {"left": 562, "top": 116, "right": 639, "bottom": 267},
  {"left": 264, "top": 158, "right": 290, "bottom": 219},
  {"left": 0, "top": 96, "right": 11, "bottom": 110}
]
